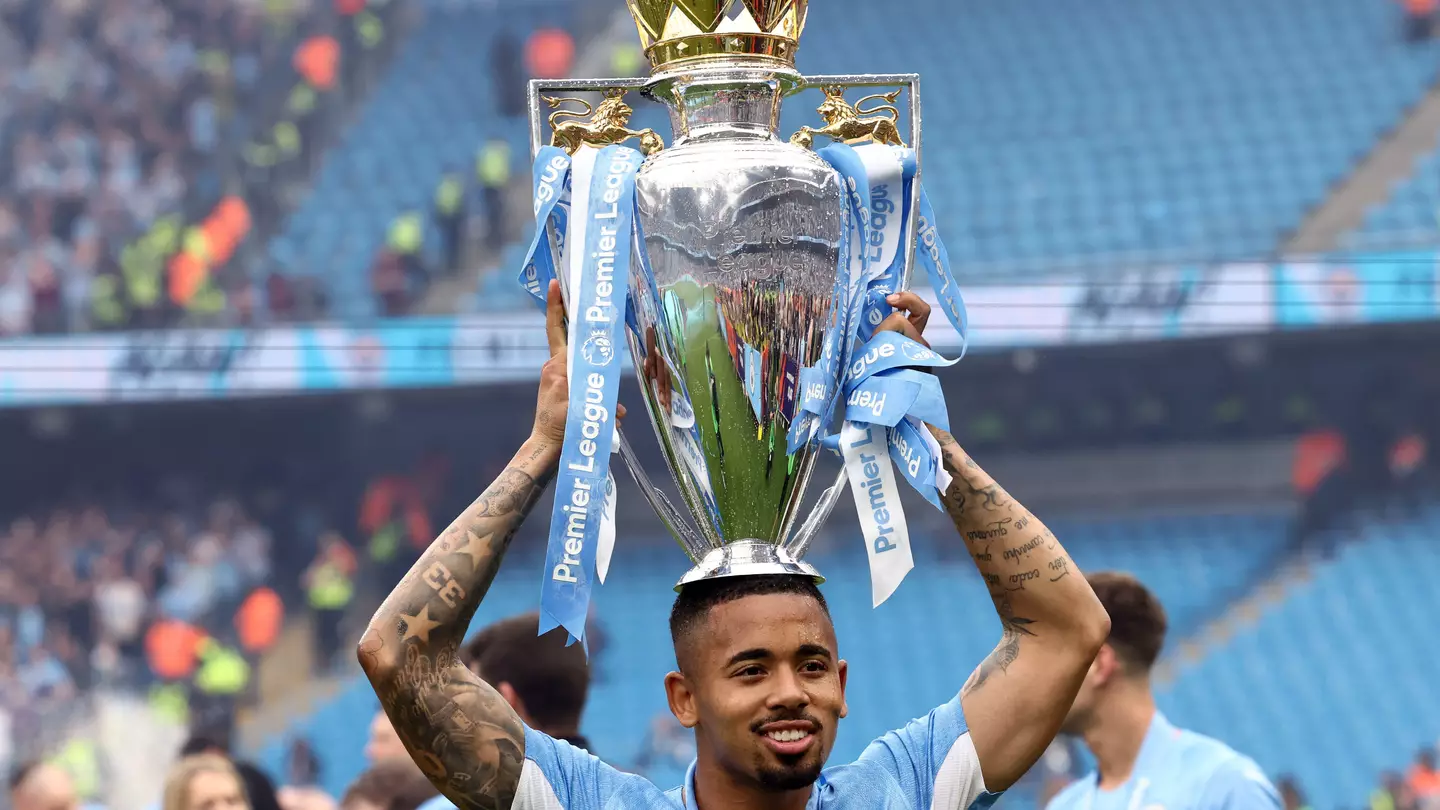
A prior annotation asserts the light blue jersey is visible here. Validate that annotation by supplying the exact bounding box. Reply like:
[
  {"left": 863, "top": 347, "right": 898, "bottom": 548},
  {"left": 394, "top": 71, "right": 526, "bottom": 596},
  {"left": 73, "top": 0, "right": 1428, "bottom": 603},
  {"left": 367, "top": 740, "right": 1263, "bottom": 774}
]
[
  {"left": 419, "top": 695, "right": 997, "bottom": 809},
  {"left": 1046, "top": 712, "right": 1280, "bottom": 810}
]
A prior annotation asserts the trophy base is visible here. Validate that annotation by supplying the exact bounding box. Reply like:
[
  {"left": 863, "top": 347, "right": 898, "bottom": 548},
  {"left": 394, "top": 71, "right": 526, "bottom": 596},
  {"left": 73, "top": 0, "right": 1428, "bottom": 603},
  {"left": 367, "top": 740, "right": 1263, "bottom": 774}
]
[{"left": 675, "top": 540, "right": 825, "bottom": 592}]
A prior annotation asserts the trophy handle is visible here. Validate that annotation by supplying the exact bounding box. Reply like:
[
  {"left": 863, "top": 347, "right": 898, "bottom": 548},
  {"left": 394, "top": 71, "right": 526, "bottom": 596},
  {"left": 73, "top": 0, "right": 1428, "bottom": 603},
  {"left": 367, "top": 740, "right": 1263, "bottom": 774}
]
[
  {"left": 783, "top": 466, "right": 848, "bottom": 560},
  {"left": 785, "top": 73, "right": 922, "bottom": 291},
  {"left": 615, "top": 427, "right": 712, "bottom": 558}
]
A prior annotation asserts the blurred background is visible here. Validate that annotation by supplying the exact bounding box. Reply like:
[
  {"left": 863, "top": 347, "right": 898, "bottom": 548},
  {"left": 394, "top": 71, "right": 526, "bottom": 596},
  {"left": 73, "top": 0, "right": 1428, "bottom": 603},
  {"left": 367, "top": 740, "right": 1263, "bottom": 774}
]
[{"left": 0, "top": 0, "right": 1438, "bottom": 809}]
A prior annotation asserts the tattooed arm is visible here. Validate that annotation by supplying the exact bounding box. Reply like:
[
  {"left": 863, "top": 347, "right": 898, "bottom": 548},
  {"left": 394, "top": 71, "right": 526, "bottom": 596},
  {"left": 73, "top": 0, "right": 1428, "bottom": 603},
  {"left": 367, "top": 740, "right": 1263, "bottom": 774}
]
[
  {"left": 870, "top": 292, "right": 1109, "bottom": 792},
  {"left": 935, "top": 431, "right": 1110, "bottom": 791},
  {"left": 357, "top": 281, "right": 576, "bottom": 810}
]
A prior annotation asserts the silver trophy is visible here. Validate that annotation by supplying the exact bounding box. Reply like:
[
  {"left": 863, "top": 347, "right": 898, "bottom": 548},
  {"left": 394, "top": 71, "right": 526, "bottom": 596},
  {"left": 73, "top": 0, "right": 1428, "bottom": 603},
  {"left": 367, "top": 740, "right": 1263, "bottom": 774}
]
[{"left": 528, "top": 0, "right": 923, "bottom": 588}]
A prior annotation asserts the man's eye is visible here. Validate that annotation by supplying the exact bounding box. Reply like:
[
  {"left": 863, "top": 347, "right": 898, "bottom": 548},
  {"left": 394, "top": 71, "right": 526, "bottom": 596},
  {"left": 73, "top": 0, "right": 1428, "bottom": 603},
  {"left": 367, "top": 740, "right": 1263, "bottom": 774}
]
[
  {"left": 801, "top": 660, "right": 827, "bottom": 673},
  {"left": 736, "top": 665, "right": 764, "bottom": 678}
]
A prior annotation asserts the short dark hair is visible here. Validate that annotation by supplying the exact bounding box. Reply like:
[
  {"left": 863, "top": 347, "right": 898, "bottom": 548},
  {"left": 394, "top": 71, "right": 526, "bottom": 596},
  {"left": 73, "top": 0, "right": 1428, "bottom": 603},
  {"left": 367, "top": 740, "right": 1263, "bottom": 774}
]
[
  {"left": 462, "top": 612, "right": 589, "bottom": 730},
  {"left": 8, "top": 761, "right": 40, "bottom": 791},
  {"left": 180, "top": 733, "right": 229, "bottom": 757},
  {"left": 1087, "top": 572, "right": 1167, "bottom": 672},
  {"left": 341, "top": 760, "right": 438, "bottom": 810},
  {"left": 669, "top": 575, "right": 830, "bottom": 670}
]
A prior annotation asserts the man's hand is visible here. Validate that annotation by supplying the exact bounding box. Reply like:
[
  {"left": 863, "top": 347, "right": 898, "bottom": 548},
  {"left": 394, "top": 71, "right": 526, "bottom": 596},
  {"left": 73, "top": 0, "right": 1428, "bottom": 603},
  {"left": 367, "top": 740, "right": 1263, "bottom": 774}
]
[
  {"left": 875, "top": 290, "right": 932, "bottom": 346},
  {"left": 532, "top": 279, "right": 624, "bottom": 446}
]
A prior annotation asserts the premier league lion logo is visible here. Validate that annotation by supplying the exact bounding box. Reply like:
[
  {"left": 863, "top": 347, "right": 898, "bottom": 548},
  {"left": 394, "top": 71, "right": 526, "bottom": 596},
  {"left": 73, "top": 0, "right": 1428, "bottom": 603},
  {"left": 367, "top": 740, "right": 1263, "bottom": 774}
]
[{"left": 581, "top": 331, "right": 615, "bottom": 367}]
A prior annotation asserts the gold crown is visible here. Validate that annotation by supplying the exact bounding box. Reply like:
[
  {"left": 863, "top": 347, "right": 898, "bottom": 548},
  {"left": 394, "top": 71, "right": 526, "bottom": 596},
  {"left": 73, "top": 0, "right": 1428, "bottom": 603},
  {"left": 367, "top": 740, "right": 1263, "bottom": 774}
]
[{"left": 626, "top": 0, "right": 808, "bottom": 72}]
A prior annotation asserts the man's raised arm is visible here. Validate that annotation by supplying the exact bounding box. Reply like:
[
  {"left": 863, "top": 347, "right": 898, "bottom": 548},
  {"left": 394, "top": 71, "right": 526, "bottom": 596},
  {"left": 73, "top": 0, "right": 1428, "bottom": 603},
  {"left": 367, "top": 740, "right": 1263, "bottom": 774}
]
[
  {"left": 934, "top": 431, "right": 1110, "bottom": 791},
  {"left": 357, "top": 281, "right": 574, "bottom": 810}
]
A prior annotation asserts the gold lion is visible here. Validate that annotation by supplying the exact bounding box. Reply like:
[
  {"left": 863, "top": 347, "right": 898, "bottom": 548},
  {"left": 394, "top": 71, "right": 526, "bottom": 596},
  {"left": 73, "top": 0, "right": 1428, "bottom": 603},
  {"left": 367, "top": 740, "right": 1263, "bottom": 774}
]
[
  {"left": 790, "top": 86, "right": 904, "bottom": 150},
  {"left": 544, "top": 89, "right": 664, "bottom": 156}
]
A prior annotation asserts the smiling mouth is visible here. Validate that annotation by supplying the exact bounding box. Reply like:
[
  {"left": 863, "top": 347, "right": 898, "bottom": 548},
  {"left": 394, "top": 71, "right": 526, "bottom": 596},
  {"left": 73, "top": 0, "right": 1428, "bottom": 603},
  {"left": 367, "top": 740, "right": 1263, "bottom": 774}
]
[{"left": 765, "top": 729, "right": 809, "bottom": 743}]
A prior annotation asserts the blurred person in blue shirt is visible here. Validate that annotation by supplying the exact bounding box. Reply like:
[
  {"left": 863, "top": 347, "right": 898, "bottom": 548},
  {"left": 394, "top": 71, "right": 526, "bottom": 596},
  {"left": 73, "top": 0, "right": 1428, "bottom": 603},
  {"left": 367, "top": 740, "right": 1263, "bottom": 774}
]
[
  {"left": 1047, "top": 573, "right": 1281, "bottom": 810},
  {"left": 412, "top": 613, "right": 591, "bottom": 810}
]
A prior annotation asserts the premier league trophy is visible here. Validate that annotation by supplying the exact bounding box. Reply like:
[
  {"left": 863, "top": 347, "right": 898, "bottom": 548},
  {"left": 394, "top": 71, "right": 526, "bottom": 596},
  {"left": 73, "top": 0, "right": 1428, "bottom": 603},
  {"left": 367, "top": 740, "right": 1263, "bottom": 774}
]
[{"left": 517, "top": 0, "right": 969, "bottom": 645}]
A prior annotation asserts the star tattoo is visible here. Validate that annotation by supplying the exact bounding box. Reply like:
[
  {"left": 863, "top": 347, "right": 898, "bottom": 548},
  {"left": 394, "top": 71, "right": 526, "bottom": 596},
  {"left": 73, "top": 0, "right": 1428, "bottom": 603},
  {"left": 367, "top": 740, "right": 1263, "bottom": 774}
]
[
  {"left": 453, "top": 530, "right": 490, "bottom": 570},
  {"left": 400, "top": 605, "right": 442, "bottom": 643}
]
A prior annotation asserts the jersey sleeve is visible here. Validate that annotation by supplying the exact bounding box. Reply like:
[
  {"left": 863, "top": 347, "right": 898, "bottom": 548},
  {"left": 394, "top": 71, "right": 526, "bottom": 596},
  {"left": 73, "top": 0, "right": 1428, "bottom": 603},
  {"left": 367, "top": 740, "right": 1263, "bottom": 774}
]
[
  {"left": 518, "top": 727, "right": 663, "bottom": 809},
  {"left": 1198, "top": 759, "right": 1283, "bottom": 810},
  {"left": 855, "top": 694, "right": 1001, "bottom": 810}
]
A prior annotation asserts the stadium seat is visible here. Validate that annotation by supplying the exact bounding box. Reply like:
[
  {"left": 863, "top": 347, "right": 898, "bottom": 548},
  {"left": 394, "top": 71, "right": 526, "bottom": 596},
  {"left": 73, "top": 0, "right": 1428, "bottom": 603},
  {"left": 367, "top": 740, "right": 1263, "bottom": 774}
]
[
  {"left": 267, "top": 2, "right": 572, "bottom": 319},
  {"left": 1160, "top": 500, "right": 1440, "bottom": 807},
  {"left": 789, "top": 0, "right": 1440, "bottom": 277}
]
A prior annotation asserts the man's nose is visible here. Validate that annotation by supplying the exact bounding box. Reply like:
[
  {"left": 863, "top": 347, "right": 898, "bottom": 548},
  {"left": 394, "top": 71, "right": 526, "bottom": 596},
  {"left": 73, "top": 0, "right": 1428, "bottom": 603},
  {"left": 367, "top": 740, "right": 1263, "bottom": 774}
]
[{"left": 766, "top": 667, "right": 809, "bottom": 710}]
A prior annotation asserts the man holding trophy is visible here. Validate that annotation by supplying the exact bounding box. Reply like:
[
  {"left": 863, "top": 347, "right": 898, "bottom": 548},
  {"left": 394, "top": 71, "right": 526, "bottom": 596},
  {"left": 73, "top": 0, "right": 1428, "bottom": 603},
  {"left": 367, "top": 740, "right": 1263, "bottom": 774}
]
[{"left": 360, "top": 1, "right": 1110, "bottom": 807}]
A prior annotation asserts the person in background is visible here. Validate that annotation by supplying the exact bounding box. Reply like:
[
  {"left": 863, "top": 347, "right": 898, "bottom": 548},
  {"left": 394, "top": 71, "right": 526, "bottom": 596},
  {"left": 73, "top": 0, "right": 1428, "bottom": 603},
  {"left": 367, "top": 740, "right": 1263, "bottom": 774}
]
[
  {"left": 364, "top": 711, "right": 412, "bottom": 766},
  {"left": 432, "top": 169, "right": 466, "bottom": 274},
  {"left": 1402, "top": 0, "right": 1437, "bottom": 42},
  {"left": 303, "top": 532, "right": 357, "bottom": 673},
  {"left": 285, "top": 738, "right": 322, "bottom": 788},
  {"left": 1374, "top": 771, "right": 1417, "bottom": 810},
  {"left": 179, "top": 735, "right": 283, "bottom": 810},
  {"left": 1047, "top": 573, "right": 1280, "bottom": 810},
  {"left": 474, "top": 141, "right": 511, "bottom": 252},
  {"left": 339, "top": 760, "right": 438, "bottom": 810},
  {"left": 1408, "top": 749, "right": 1440, "bottom": 804},
  {"left": 412, "top": 612, "right": 593, "bottom": 810},
  {"left": 10, "top": 762, "right": 84, "bottom": 810},
  {"left": 1276, "top": 776, "right": 1312, "bottom": 810},
  {"left": 459, "top": 612, "right": 592, "bottom": 751},
  {"left": 162, "top": 755, "right": 248, "bottom": 810}
]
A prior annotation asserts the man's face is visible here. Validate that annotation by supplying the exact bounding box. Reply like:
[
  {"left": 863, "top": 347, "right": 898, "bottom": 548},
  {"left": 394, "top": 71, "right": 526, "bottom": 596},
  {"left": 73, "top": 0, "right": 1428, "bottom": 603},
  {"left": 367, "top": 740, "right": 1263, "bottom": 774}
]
[
  {"left": 1058, "top": 646, "right": 1108, "bottom": 736},
  {"left": 11, "top": 765, "right": 78, "bottom": 810},
  {"left": 666, "top": 593, "right": 847, "bottom": 792},
  {"left": 365, "top": 711, "right": 409, "bottom": 764}
]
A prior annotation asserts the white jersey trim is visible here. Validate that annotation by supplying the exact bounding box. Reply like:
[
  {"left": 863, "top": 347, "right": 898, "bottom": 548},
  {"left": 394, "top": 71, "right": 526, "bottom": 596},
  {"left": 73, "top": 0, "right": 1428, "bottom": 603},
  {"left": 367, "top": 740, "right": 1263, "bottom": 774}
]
[
  {"left": 514, "top": 759, "right": 565, "bottom": 810},
  {"left": 931, "top": 732, "right": 988, "bottom": 810}
]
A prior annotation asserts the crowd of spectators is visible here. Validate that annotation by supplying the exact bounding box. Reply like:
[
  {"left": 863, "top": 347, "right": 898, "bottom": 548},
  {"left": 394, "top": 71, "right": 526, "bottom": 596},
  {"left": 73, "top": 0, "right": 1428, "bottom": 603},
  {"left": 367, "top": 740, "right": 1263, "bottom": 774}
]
[
  {"left": 0, "top": 0, "right": 312, "bottom": 336},
  {"left": 0, "top": 495, "right": 278, "bottom": 776}
]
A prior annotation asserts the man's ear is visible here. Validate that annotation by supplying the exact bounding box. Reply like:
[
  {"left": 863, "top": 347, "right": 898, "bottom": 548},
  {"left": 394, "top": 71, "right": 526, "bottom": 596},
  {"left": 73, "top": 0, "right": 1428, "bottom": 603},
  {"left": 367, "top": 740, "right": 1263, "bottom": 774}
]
[
  {"left": 664, "top": 671, "right": 699, "bottom": 729},
  {"left": 497, "top": 681, "right": 534, "bottom": 727},
  {"left": 1091, "top": 644, "right": 1119, "bottom": 687},
  {"left": 837, "top": 659, "right": 849, "bottom": 719}
]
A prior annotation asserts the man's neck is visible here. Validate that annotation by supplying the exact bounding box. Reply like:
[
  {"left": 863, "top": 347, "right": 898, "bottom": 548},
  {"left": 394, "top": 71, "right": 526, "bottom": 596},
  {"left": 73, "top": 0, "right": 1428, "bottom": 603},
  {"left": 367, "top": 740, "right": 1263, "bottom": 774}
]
[
  {"left": 692, "top": 757, "right": 812, "bottom": 810},
  {"left": 1081, "top": 684, "right": 1157, "bottom": 791}
]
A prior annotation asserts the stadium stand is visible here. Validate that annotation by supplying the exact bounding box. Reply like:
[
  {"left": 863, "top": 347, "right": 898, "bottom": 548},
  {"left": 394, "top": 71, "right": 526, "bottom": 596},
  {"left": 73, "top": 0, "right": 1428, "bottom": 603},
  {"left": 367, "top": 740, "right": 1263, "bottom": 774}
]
[
  {"left": 1355, "top": 134, "right": 1440, "bottom": 247},
  {"left": 0, "top": 494, "right": 283, "bottom": 775},
  {"left": 0, "top": 0, "right": 326, "bottom": 335},
  {"left": 1161, "top": 497, "right": 1440, "bottom": 809},
  {"left": 793, "top": 0, "right": 1440, "bottom": 275},
  {"left": 266, "top": 3, "right": 571, "bottom": 320}
]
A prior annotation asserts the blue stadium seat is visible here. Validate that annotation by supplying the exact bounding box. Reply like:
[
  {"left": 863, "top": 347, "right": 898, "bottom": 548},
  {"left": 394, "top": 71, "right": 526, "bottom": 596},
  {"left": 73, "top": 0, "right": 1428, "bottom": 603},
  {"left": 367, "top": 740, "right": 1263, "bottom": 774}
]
[
  {"left": 267, "top": 1, "right": 572, "bottom": 319},
  {"left": 788, "top": 0, "right": 1439, "bottom": 277},
  {"left": 1160, "top": 501, "right": 1440, "bottom": 808},
  {"left": 1354, "top": 133, "right": 1440, "bottom": 247}
]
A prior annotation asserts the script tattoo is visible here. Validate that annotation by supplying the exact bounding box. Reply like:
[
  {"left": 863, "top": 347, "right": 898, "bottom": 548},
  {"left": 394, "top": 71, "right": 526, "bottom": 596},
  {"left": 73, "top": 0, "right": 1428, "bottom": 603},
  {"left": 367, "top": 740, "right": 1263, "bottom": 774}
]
[
  {"left": 359, "top": 453, "right": 556, "bottom": 810},
  {"left": 1048, "top": 555, "right": 1071, "bottom": 582}
]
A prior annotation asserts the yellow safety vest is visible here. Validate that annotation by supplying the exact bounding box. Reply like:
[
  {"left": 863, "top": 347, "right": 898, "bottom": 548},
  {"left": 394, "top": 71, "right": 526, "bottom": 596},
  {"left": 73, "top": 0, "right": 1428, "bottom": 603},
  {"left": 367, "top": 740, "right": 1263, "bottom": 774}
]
[
  {"left": 308, "top": 563, "right": 355, "bottom": 609},
  {"left": 436, "top": 176, "right": 463, "bottom": 215},
  {"left": 387, "top": 214, "right": 423, "bottom": 255},
  {"left": 194, "top": 644, "right": 250, "bottom": 696},
  {"left": 90, "top": 275, "right": 124, "bottom": 326},
  {"left": 477, "top": 145, "right": 512, "bottom": 188},
  {"left": 52, "top": 740, "right": 101, "bottom": 799}
]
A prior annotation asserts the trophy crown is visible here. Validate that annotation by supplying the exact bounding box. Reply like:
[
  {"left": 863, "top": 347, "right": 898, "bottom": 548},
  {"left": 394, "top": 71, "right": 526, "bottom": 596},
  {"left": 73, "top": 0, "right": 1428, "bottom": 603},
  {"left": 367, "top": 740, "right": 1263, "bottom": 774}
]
[{"left": 625, "top": 0, "right": 808, "bottom": 73}]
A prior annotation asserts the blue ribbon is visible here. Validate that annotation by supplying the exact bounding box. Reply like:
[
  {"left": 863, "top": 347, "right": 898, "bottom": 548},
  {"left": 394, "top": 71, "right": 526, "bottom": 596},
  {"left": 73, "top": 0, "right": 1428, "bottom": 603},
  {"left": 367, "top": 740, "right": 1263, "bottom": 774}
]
[
  {"left": 518, "top": 146, "right": 573, "bottom": 309},
  {"left": 915, "top": 189, "right": 968, "bottom": 358},
  {"left": 537, "top": 145, "right": 642, "bottom": 645},
  {"left": 856, "top": 148, "right": 918, "bottom": 342}
]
